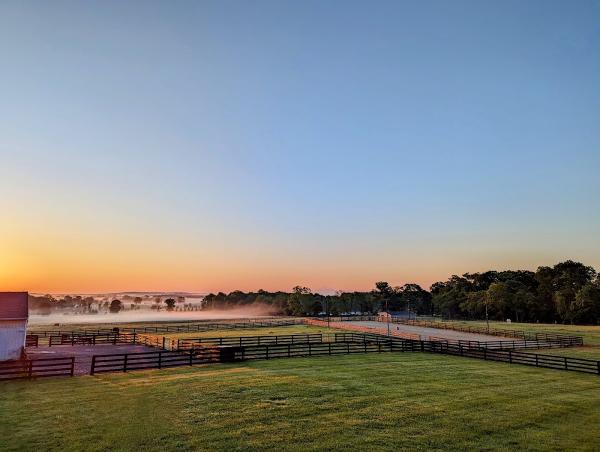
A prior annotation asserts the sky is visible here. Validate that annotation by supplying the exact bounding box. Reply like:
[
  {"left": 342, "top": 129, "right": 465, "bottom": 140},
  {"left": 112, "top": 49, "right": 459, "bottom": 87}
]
[{"left": 1, "top": 0, "right": 599, "bottom": 294}]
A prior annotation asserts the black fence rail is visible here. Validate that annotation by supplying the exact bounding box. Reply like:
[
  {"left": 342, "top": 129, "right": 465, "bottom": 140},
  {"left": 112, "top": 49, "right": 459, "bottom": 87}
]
[
  {"left": 177, "top": 333, "right": 326, "bottom": 350},
  {"left": 47, "top": 333, "right": 128, "bottom": 347},
  {"left": 0, "top": 357, "right": 74, "bottom": 381},
  {"left": 390, "top": 317, "right": 584, "bottom": 344},
  {"left": 40, "top": 332, "right": 168, "bottom": 349},
  {"left": 428, "top": 337, "right": 582, "bottom": 350},
  {"left": 228, "top": 341, "right": 403, "bottom": 361},
  {"left": 90, "top": 349, "right": 220, "bottom": 375},
  {"left": 25, "top": 335, "right": 39, "bottom": 347},
  {"left": 415, "top": 341, "right": 600, "bottom": 376}
]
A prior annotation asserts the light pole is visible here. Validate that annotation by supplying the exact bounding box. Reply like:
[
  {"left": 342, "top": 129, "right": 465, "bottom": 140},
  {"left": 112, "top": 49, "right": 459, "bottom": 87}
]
[
  {"left": 485, "top": 300, "right": 490, "bottom": 333},
  {"left": 386, "top": 298, "right": 390, "bottom": 337}
]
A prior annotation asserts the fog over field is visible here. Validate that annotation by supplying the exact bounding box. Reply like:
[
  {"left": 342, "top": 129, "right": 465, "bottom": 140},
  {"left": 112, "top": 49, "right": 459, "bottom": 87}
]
[{"left": 28, "top": 306, "right": 276, "bottom": 325}]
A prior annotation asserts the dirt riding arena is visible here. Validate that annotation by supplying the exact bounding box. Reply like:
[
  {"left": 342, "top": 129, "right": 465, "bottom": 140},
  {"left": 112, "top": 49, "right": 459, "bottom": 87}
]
[
  {"left": 347, "top": 321, "right": 510, "bottom": 342},
  {"left": 26, "top": 344, "right": 158, "bottom": 375}
]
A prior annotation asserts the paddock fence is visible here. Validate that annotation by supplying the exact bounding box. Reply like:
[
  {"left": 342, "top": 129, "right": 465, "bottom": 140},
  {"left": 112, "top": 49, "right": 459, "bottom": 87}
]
[
  {"left": 0, "top": 357, "right": 75, "bottom": 381},
  {"left": 26, "top": 319, "right": 304, "bottom": 345},
  {"left": 416, "top": 341, "right": 600, "bottom": 376},
  {"left": 90, "top": 333, "right": 398, "bottom": 374}
]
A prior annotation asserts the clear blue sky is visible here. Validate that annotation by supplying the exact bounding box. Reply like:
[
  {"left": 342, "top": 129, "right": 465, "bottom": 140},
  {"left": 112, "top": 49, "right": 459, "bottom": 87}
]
[{"left": 1, "top": 0, "right": 599, "bottom": 293}]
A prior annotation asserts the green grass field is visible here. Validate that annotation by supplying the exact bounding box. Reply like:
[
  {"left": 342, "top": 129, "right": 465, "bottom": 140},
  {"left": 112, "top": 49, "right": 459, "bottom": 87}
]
[
  {"left": 161, "top": 324, "right": 338, "bottom": 340},
  {"left": 1, "top": 353, "right": 599, "bottom": 451}
]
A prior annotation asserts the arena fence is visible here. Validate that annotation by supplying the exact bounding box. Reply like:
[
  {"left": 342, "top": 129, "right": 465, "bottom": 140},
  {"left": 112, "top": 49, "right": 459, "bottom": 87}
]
[
  {"left": 388, "top": 317, "right": 584, "bottom": 344},
  {"left": 304, "top": 318, "right": 580, "bottom": 349}
]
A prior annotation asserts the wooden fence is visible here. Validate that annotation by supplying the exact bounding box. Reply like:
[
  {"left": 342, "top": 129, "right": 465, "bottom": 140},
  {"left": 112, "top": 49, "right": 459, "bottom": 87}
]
[
  {"left": 416, "top": 341, "right": 600, "bottom": 376},
  {"left": 25, "top": 335, "right": 39, "bottom": 347},
  {"left": 389, "top": 317, "right": 584, "bottom": 344},
  {"left": 27, "top": 319, "right": 304, "bottom": 343},
  {"left": 0, "top": 357, "right": 75, "bottom": 381},
  {"left": 176, "top": 333, "right": 326, "bottom": 350},
  {"left": 90, "top": 349, "right": 221, "bottom": 374}
]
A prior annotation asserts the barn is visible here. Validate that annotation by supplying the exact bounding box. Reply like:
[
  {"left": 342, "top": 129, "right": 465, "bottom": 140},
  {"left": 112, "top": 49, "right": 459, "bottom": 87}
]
[{"left": 0, "top": 292, "right": 29, "bottom": 361}]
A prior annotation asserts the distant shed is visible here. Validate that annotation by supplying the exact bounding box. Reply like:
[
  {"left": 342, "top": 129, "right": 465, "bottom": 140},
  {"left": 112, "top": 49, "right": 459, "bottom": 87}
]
[{"left": 0, "top": 292, "right": 28, "bottom": 361}]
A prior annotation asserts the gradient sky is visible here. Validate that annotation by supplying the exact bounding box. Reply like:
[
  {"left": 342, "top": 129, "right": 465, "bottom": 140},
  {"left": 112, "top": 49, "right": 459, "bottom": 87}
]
[{"left": 1, "top": 0, "right": 599, "bottom": 294}]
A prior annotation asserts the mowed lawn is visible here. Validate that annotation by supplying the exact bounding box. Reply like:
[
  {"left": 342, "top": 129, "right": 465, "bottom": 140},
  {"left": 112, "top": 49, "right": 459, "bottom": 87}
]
[{"left": 1, "top": 354, "right": 600, "bottom": 451}]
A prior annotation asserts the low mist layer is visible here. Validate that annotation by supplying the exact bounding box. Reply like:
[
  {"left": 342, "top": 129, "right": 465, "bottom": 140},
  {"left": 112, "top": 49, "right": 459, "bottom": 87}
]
[{"left": 29, "top": 306, "right": 277, "bottom": 325}]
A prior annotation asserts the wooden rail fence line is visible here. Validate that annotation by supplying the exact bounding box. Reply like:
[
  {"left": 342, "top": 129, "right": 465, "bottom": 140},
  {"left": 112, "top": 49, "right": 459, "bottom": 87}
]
[{"left": 0, "top": 357, "right": 75, "bottom": 381}]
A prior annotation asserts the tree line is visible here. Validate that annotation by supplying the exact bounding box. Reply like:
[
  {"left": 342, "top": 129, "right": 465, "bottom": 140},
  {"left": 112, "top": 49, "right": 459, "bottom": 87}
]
[{"left": 203, "top": 260, "right": 600, "bottom": 324}]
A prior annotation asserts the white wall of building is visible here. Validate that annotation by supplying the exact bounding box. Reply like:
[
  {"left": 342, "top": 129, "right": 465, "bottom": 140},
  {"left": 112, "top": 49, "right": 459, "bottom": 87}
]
[{"left": 0, "top": 320, "right": 27, "bottom": 361}]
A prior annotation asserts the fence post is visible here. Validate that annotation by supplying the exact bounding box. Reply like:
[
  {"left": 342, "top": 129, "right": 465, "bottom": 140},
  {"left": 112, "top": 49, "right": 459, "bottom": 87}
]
[
  {"left": 28, "top": 360, "right": 33, "bottom": 379},
  {"left": 162, "top": 337, "right": 166, "bottom": 349},
  {"left": 309, "top": 343, "right": 312, "bottom": 356},
  {"left": 91, "top": 356, "right": 96, "bottom": 375},
  {"left": 564, "top": 357, "right": 568, "bottom": 370},
  {"left": 535, "top": 355, "right": 539, "bottom": 367},
  {"left": 329, "top": 343, "right": 332, "bottom": 355},
  {"left": 189, "top": 349, "right": 193, "bottom": 365},
  {"left": 508, "top": 350, "right": 512, "bottom": 364},
  {"left": 70, "top": 357, "right": 75, "bottom": 376},
  {"left": 123, "top": 354, "right": 128, "bottom": 372}
]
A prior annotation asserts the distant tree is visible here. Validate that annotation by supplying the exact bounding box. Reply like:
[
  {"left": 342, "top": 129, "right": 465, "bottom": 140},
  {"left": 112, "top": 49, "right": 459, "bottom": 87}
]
[
  {"left": 574, "top": 282, "right": 600, "bottom": 324},
  {"left": 109, "top": 299, "right": 122, "bottom": 313},
  {"left": 164, "top": 298, "right": 176, "bottom": 311},
  {"left": 396, "top": 283, "right": 433, "bottom": 315}
]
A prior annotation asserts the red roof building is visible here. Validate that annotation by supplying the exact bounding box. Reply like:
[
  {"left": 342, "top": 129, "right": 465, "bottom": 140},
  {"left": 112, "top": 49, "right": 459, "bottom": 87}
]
[{"left": 0, "top": 292, "right": 29, "bottom": 320}]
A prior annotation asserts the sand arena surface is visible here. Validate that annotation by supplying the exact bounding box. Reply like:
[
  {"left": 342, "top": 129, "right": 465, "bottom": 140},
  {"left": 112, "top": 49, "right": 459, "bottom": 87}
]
[{"left": 347, "top": 321, "right": 510, "bottom": 342}]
